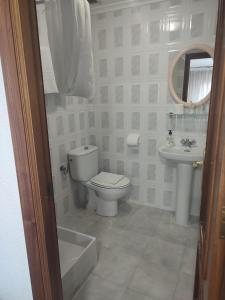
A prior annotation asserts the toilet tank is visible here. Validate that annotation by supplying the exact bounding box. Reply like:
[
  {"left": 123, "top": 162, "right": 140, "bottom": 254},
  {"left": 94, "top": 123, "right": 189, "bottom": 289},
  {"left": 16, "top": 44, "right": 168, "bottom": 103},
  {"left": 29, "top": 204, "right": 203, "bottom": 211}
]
[{"left": 68, "top": 145, "right": 98, "bottom": 181}]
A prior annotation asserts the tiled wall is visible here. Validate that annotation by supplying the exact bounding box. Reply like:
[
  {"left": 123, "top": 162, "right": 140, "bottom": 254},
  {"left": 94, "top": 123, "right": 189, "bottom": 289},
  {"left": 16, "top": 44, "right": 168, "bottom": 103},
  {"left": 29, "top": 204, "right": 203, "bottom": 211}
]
[
  {"left": 45, "top": 94, "right": 92, "bottom": 219},
  {"left": 38, "top": 0, "right": 218, "bottom": 220},
  {"left": 89, "top": 0, "right": 218, "bottom": 214},
  {"left": 37, "top": 5, "right": 94, "bottom": 220}
]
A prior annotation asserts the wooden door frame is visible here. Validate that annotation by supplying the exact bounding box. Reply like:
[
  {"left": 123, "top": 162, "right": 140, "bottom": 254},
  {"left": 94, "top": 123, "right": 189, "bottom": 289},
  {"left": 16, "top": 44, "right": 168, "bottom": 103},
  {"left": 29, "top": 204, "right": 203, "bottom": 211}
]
[
  {"left": 0, "top": 1, "right": 63, "bottom": 299},
  {"left": 194, "top": 0, "right": 225, "bottom": 299}
]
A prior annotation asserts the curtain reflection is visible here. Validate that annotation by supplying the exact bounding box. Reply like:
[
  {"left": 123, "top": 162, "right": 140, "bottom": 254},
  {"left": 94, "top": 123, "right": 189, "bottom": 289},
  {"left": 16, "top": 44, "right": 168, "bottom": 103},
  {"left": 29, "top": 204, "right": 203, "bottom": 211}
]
[{"left": 187, "top": 67, "right": 213, "bottom": 103}]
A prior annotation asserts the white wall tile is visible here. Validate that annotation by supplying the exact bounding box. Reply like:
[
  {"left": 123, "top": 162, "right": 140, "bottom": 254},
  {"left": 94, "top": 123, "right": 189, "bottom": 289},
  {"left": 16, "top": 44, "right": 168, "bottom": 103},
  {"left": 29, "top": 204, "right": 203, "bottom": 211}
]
[
  {"left": 131, "top": 84, "right": 141, "bottom": 104},
  {"left": 100, "top": 85, "right": 109, "bottom": 103},
  {"left": 191, "top": 13, "right": 204, "bottom": 38},
  {"left": 131, "top": 24, "right": 141, "bottom": 46},
  {"left": 98, "top": 29, "right": 107, "bottom": 50},
  {"left": 150, "top": 20, "right": 161, "bottom": 44},
  {"left": 114, "top": 26, "right": 123, "bottom": 48},
  {"left": 131, "top": 55, "right": 141, "bottom": 76},
  {"left": 99, "top": 58, "right": 108, "bottom": 77},
  {"left": 148, "top": 83, "right": 159, "bottom": 103},
  {"left": 149, "top": 53, "right": 159, "bottom": 75},
  {"left": 44, "top": 0, "right": 218, "bottom": 218},
  {"left": 115, "top": 85, "right": 124, "bottom": 104},
  {"left": 115, "top": 57, "right": 124, "bottom": 77},
  {"left": 131, "top": 112, "right": 141, "bottom": 130},
  {"left": 116, "top": 112, "right": 124, "bottom": 129}
]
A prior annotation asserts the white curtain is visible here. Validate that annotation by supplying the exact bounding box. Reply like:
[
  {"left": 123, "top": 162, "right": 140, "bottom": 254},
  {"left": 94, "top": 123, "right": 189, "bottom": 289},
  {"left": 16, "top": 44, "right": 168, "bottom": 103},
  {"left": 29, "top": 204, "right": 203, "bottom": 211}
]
[
  {"left": 45, "top": 0, "right": 95, "bottom": 98},
  {"left": 187, "top": 68, "right": 212, "bottom": 103}
]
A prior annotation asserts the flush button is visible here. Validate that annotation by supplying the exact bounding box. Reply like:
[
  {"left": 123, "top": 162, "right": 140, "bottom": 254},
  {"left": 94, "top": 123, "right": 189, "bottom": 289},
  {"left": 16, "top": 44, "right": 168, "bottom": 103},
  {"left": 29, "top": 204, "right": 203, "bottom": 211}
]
[{"left": 84, "top": 146, "right": 89, "bottom": 150}]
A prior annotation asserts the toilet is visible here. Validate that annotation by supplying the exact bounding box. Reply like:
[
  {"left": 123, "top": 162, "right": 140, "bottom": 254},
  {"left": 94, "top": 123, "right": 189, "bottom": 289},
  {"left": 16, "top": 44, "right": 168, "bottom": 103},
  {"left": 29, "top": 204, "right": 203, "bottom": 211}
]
[{"left": 68, "top": 145, "right": 130, "bottom": 217}]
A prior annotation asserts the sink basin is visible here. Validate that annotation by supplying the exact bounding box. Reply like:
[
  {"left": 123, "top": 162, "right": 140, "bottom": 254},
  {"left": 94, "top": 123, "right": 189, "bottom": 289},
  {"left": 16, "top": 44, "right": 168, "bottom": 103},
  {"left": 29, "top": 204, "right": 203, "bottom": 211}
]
[
  {"left": 159, "top": 145, "right": 204, "bottom": 163},
  {"left": 159, "top": 144, "right": 204, "bottom": 226}
]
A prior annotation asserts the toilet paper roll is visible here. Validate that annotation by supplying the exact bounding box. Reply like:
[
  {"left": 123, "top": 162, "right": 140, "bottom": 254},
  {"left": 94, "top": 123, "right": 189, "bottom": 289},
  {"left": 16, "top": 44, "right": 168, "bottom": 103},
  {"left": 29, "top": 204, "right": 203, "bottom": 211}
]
[{"left": 126, "top": 134, "right": 140, "bottom": 147}]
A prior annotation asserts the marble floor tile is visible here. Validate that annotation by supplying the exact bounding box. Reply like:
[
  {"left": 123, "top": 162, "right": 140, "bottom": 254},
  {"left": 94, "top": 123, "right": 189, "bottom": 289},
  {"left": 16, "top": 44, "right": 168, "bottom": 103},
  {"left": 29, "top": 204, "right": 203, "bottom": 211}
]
[
  {"left": 64, "top": 203, "right": 197, "bottom": 300},
  {"left": 156, "top": 221, "right": 198, "bottom": 248},
  {"left": 93, "top": 245, "right": 139, "bottom": 286},
  {"left": 185, "top": 227, "right": 199, "bottom": 249},
  {"left": 121, "top": 206, "right": 163, "bottom": 236},
  {"left": 121, "top": 288, "right": 157, "bottom": 300},
  {"left": 102, "top": 202, "right": 141, "bottom": 230},
  {"left": 189, "top": 216, "right": 200, "bottom": 229},
  {"left": 180, "top": 247, "right": 197, "bottom": 276},
  {"left": 59, "top": 214, "right": 98, "bottom": 234},
  {"left": 174, "top": 272, "right": 195, "bottom": 300},
  {"left": 143, "top": 237, "right": 185, "bottom": 272},
  {"left": 129, "top": 259, "right": 178, "bottom": 300},
  {"left": 117, "top": 201, "right": 141, "bottom": 217},
  {"left": 91, "top": 226, "right": 150, "bottom": 257},
  {"left": 85, "top": 218, "right": 113, "bottom": 238},
  {"left": 83, "top": 202, "right": 141, "bottom": 235},
  {"left": 158, "top": 211, "right": 176, "bottom": 225},
  {"left": 73, "top": 274, "right": 124, "bottom": 300}
]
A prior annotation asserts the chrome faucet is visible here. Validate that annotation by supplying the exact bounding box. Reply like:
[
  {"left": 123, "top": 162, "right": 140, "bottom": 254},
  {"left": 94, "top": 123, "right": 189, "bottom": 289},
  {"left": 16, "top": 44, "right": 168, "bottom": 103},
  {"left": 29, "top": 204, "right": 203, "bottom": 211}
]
[{"left": 180, "top": 138, "right": 196, "bottom": 148}]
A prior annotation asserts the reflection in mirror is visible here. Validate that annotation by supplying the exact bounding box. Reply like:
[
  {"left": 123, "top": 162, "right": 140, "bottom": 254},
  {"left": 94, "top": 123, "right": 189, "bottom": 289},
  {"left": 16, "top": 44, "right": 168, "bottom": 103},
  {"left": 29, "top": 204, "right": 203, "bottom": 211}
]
[{"left": 172, "top": 49, "right": 213, "bottom": 105}]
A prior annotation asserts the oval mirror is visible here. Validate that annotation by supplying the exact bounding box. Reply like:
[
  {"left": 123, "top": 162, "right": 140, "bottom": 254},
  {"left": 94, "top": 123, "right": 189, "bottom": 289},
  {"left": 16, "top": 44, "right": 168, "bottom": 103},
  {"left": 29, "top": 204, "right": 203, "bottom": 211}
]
[{"left": 169, "top": 44, "right": 214, "bottom": 107}]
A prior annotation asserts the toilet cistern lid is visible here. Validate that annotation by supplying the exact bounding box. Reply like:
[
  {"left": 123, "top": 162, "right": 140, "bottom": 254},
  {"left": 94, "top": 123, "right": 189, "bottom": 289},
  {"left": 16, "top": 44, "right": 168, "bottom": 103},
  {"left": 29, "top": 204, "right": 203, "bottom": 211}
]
[{"left": 68, "top": 145, "right": 98, "bottom": 157}]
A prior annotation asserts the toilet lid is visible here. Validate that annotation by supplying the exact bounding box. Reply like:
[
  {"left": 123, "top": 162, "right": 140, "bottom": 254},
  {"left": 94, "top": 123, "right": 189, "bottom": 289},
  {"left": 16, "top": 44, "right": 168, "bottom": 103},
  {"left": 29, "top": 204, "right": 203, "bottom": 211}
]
[{"left": 90, "top": 172, "right": 130, "bottom": 189}]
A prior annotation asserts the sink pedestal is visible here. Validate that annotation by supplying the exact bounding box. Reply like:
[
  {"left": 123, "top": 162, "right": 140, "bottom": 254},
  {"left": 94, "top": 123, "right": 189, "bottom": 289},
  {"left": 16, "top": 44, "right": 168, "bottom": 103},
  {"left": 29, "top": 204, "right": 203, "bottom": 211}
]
[
  {"left": 159, "top": 144, "right": 203, "bottom": 227},
  {"left": 176, "top": 163, "right": 193, "bottom": 226}
]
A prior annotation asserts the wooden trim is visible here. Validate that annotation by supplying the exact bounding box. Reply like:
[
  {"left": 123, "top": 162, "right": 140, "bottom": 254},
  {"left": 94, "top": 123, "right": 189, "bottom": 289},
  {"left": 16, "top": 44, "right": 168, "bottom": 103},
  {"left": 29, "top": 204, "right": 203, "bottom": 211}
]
[
  {"left": 182, "top": 52, "right": 211, "bottom": 102},
  {"left": 200, "top": 0, "right": 225, "bottom": 281},
  {"left": 221, "top": 269, "right": 225, "bottom": 299},
  {"left": 0, "top": 1, "right": 63, "bottom": 299},
  {"left": 194, "top": 244, "right": 200, "bottom": 299},
  {"left": 195, "top": 0, "right": 225, "bottom": 299},
  {"left": 182, "top": 53, "right": 191, "bottom": 101},
  {"left": 207, "top": 66, "right": 225, "bottom": 299}
]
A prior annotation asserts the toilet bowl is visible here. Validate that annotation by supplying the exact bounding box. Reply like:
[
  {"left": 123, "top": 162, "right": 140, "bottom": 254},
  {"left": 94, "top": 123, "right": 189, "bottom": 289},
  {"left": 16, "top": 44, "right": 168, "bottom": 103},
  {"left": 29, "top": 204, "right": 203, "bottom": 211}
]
[
  {"left": 68, "top": 145, "right": 130, "bottom": 217},
  {"left": 86, "top": 173, "right": 130, "bottom": 217}
]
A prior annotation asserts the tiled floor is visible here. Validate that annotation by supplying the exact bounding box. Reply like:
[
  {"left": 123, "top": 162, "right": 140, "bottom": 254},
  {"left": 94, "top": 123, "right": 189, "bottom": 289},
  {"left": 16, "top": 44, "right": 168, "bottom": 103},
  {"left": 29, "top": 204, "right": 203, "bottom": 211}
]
[{"left": 59, "top": 202, "right": 198, "bottom": 300}]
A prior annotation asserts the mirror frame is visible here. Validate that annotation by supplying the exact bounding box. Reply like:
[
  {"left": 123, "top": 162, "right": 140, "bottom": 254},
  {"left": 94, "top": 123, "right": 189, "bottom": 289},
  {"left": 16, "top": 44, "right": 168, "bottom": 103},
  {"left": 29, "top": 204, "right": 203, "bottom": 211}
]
[{"left": 168, "top": 44, "right": 214, "bottom": 107}]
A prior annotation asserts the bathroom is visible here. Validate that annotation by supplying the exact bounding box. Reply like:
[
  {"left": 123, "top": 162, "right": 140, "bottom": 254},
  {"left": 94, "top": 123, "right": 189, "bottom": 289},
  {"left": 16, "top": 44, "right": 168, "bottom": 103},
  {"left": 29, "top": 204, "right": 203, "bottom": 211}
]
[{"left": 35, "top": 0, "right": 217, "bottom": 299}]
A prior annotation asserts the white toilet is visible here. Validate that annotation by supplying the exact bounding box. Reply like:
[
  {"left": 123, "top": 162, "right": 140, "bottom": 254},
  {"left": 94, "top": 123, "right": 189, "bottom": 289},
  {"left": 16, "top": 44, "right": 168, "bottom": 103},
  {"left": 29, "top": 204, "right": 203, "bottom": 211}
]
[{"left": 68, "top": 145, "right": 130, "bottom": 217}]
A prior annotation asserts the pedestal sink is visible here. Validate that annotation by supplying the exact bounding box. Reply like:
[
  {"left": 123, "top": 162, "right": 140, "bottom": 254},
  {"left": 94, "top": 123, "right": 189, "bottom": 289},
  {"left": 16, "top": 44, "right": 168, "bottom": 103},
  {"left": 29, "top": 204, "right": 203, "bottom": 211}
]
[{"left": 159, "top": 144, "right": 204, "bottom": 226}]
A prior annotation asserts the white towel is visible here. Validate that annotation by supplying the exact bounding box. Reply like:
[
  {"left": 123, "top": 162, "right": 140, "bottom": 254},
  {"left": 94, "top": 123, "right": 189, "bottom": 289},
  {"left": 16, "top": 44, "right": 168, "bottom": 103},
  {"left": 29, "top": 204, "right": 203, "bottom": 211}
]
[{"left": 40, "top": 46, "right": 58, "bottom": 94}]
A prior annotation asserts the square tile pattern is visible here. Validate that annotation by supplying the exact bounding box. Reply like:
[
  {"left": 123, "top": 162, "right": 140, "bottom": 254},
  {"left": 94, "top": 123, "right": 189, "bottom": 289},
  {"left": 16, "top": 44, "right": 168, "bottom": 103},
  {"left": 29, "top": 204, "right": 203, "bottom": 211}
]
[
  {"left": 89, "top": 0, "right": 215, "bottom": 216},
  {"left": 40, "top": 0, "right": 218, "bottom": 221},
  {"left": 61, "top": 203, "right": 198, "bottom": 300}
]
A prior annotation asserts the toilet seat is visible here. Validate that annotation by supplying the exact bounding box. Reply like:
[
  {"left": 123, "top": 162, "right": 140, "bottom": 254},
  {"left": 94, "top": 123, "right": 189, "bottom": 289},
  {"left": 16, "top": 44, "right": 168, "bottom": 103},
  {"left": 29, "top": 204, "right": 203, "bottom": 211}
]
[{"left": 90, "top": 172, "right": 130, "bottom": 189}]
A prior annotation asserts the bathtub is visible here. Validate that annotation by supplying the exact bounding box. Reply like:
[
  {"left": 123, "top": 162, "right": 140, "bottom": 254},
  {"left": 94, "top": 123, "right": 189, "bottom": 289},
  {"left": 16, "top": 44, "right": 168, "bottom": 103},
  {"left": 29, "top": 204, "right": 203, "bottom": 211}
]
[{"left": 57, "top": 226, "right": 97, "bottom": 300}]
